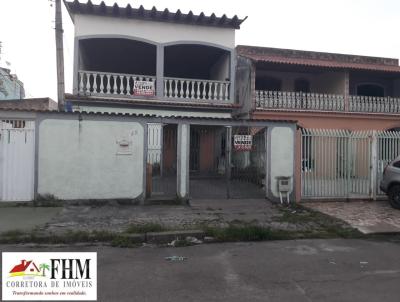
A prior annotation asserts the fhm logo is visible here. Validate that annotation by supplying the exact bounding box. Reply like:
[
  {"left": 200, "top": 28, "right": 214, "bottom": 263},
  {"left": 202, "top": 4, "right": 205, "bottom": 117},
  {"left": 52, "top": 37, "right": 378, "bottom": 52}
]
[
  {"left": 8, "top": 258, "right": 91, "bottom": 279},
  {"left": 9, "top": 260, "right": 50, "bottom": 278}
]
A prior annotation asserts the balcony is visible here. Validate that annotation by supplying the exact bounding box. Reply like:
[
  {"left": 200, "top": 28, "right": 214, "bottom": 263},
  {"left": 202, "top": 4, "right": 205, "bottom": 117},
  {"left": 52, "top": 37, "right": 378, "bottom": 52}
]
[
  {"left": 75, "top": 38, "right": 233, "bottom": 104},
  {"left": 78, "top": 70, "right": 231, "bottom": 102},
  {"left": 255, "top": 90, "right": 400, "bottom": 114}
]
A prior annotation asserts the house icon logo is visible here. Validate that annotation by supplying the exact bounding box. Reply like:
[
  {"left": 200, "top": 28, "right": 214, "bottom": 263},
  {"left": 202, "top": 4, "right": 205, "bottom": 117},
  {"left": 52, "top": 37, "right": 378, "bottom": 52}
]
[{"left": 9, "top": 259, "right": 50, "bottom": 278}]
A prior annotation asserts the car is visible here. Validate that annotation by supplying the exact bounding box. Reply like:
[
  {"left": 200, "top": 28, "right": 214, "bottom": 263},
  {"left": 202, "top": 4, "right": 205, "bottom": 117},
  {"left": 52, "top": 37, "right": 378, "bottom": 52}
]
[{"left": 380, "top": 155, "right": 400, "bottom": 209}]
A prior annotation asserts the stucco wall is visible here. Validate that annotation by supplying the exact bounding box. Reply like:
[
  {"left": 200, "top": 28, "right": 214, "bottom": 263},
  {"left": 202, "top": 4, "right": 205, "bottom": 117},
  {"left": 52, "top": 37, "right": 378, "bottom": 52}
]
[
  {"left": 255, "top": 70, "right": 346, "bottom": 95},
  {"left": 269, "top": 126, "right": 294, "bottom": 198},
  {"left": 314, "top": 72, "right": 346, "bottom": 94},
  {"left": 74, "top": 15, "right": 235, "bottom": 49},
  {"left": 38, "top": 118, "right": 144, "bottom": 200}
]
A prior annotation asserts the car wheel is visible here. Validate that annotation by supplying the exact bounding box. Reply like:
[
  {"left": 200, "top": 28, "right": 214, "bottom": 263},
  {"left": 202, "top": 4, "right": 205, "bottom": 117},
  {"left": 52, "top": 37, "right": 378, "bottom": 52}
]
[{"left": 388, "top": 185, "right": 400, "bottom": 209}]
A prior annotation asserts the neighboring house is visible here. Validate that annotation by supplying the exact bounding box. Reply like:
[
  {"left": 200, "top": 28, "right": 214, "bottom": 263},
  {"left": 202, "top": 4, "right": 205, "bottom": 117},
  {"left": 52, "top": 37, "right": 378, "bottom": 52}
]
[
  {"left": 0, "top": 98, "right": 57, "bottom": 111},
  {"left": 236, "top": 45, "right": 400, "bottom": 201},
  {"left": 0, "top": 67, "right": 25, "bottom": 100},
  {"left": 236, "top": 45, "right": 400, "bottom": 130}
]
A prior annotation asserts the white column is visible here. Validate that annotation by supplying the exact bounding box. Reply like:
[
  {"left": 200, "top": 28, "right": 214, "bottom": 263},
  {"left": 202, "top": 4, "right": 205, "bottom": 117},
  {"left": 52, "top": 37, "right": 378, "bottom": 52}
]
[
  {"left": 177, "top": 123, "right": 190, "bottom": 201},
  {"left": 370, "top": 131, "right": 378, "bottom": 201}
]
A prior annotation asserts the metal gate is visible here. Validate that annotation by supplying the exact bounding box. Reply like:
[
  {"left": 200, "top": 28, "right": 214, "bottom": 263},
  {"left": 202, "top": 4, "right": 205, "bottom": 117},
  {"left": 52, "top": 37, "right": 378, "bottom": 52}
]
[
  {"left": 301, "top": 129, "right": 368, "bottom": 199},
  {"left": 376, "top": 131, "right": 400, "bottom": 196},
  {"left": 0, "top": 119, "right": 35, "bottom": 201},
  {"left": 146, "top": 123, "right": 177, "bottom": 199},
  {"left": 301, "top": 128, "right": 400, "bottom": 200}
]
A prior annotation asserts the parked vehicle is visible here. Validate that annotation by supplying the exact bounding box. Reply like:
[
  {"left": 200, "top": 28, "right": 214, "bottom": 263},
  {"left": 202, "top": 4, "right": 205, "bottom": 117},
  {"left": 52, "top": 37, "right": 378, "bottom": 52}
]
[{"left": 380, "top": 155, "right": 400, "bottom": 209}]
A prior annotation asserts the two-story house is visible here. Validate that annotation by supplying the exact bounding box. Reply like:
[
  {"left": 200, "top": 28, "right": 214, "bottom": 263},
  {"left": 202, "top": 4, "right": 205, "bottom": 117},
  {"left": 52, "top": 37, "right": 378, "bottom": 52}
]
[
  {"left": 236, "top": 45, "right": 400, "bottom": 201},
  {"left": 63, "top": 1, "right": 296, "bottom": 202}
]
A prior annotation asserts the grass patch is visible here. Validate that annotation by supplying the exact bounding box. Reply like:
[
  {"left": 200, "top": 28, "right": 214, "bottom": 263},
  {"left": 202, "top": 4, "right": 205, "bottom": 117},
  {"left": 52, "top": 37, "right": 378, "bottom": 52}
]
[
  {"left": 204, "top": 225, "right": 279, "bottom": 242},
  {"left": 125, "top": 223, "right": 166, "bottom": 234}
]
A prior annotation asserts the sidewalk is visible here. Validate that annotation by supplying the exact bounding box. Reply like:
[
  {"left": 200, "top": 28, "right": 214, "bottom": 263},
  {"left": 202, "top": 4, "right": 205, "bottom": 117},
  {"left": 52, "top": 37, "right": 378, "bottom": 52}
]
[
  {"left": 304, "top": 200, "right": 400, "bottom": 234},
  {"left": 0, "top": 207, "right": 61, "bottom": 233}
]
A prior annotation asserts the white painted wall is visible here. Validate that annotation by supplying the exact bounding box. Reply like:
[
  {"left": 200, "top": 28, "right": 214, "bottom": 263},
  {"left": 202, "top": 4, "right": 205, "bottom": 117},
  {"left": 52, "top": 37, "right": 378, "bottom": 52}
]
[
  {"left": 270, "top": 127, "right": 294, "bottom": 197},
  {"left": 72, "top": 105, "right": 232, "bottom": 118},
  {"left": 177, "top": 123, "right": 189, "bottom": 199},
  {"left": 38, "top": 119, "right": 144, "bottom": 200},
  {"left": 75, "top": 15, "right": 235, "bottom": 49}
]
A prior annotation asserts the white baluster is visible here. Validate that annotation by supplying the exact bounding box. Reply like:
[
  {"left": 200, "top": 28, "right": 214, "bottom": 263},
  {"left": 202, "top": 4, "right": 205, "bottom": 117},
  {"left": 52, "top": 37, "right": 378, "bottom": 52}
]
[
  {"left": 179, "top": 80, "right": 184, "bottom": 98},
  {"left": 79, "top": 72, "right": 84, "bottom": 94},
  {"left": 213, "top": 82, "right": 218, "bottom": 100},
  {"left": 113, "top": 75, "right": 118, "bottom": 94},
  {"left": 217, "top": 82, "right": 222, "bottom": 101},
  {"left": 86, "top": 73, "right": 91, "bottom": 93},
  {"left": 119, "top": 75, "right": 124, "bottom": 95},
  {"left": 207, "top": 82, "right": 212, "bottom": 100},
  {"left": 126, "top": 76, "right": 131, "bottom": 95},
  {"left": 106, "top": 74, "right": 111, "bottom": 94},
  {"left": 164, "top": 79, "right": 167, "bottom": 97},
  {"left": 185, "top": 80, "right": 190, "bottom": 98},
  {"left": 190, "top": 80, "right": 195, "bottom": 99},
  {"left": 174, "top": 80, "right": 179, "bottom": 97},
  {"left": 99, "top": 74, "right": 104, "bottom": 94},
  {"left": 225, "top": 83, "right": 229, "bottom": 101},
  {"left": 168, "top": 79, "right": 172, "bottom": 97},
  {"left": 196, "top": 81, "right": 200, "bottom": 99},
  {"left": 202, "top": 82, "right": 206, "bottom": 100},
  {"left": 92, "top": 73, "right": 98, "bottom": 93}
]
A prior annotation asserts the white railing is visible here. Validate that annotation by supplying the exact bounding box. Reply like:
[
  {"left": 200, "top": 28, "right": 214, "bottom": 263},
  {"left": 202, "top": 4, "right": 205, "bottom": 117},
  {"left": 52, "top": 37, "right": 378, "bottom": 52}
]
[
  {"left": 164, "top": 77, "right": 230, "bottom": 101},
  {"left": 349, "top": 95, "right": 400, "bottom": 113},
  {"left": 255, "top": 90, "right": 345, "bottom": 111},
  {"left": 78, "top": 70, "right": 156, "bottom": 97}
]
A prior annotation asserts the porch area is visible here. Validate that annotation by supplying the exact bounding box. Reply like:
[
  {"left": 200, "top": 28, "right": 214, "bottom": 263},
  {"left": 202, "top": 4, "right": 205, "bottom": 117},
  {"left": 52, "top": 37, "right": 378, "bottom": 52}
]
[{"left": 75, "top": 38, "right": 233, "bottom": 103}]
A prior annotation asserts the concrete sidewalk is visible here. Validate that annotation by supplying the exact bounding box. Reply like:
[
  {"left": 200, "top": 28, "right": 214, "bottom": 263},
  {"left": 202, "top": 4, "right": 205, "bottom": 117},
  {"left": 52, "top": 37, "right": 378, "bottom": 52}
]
[
  {"left": 304, "top": 200, "right": 400, "bottom": 234},
  {"left": 0, "top": 207, "right": 62, "bottom": 233}
]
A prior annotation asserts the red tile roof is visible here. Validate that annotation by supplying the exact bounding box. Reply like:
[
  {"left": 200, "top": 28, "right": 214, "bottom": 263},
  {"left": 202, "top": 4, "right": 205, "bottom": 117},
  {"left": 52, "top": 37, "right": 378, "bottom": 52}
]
[{"left": 237, "top": 45, "right": 400, "bottom": 73}]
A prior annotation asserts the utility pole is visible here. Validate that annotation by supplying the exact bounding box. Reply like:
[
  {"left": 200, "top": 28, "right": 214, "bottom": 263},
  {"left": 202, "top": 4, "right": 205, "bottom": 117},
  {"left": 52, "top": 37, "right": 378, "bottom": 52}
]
[{"left": 55, "top": 0, "right": 65, "bottom": 110}]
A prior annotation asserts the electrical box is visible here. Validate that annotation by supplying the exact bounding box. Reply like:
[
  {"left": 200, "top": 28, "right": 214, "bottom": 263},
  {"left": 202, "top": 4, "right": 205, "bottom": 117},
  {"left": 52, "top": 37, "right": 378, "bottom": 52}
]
[{"left": 277, "top": 176, "right": 291, "bottom": 192}]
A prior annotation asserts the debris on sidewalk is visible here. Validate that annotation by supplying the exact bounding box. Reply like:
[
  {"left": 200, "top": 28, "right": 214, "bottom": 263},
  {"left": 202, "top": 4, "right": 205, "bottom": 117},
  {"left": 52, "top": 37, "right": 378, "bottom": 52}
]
[
  {"left": 185, "top": 236, "right": 203, "bottom": 244},
  {"left": 165, "top": 256, "right": 187, "bottom": 261}
]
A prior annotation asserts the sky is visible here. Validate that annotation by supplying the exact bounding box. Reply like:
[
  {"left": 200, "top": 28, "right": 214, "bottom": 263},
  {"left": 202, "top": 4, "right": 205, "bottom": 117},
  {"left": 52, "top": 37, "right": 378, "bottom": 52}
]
[{"left": 0, "top": 0, "right": 399, "bottom": 101}]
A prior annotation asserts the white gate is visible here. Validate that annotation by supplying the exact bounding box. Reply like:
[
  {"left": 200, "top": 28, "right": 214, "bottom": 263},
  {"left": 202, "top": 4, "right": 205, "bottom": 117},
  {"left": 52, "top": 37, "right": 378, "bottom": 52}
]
[
  {"left": 0, "top": 119, "right": 35, "bottom": 201},
  {"left": 301, "top": 129, "right": 400, "bottom": 200}
]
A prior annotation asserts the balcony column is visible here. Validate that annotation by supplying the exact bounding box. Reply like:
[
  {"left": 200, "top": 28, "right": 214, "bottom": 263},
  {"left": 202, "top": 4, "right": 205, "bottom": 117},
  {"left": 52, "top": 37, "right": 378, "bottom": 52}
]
[
  {"left": 156, "top": 45, "right": 164, "bottom": 98},
  {"left": 229, "top": 49, "right": 235, "bottom": 103},
  {"left": 344, "top": 71, "right": 350, "bottom": 111}
]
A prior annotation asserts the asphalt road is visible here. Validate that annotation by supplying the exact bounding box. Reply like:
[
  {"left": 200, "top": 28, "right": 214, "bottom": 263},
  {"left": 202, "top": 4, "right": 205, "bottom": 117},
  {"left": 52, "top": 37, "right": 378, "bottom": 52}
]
[{"left": 1, "top": 239, "right": 400, "bottom": 302}]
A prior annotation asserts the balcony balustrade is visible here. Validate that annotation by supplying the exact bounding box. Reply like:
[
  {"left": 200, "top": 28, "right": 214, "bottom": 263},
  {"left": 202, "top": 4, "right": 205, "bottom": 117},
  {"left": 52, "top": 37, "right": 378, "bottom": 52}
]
[
  {"left": 255, "top": 90, "right": 400, "bottom": 114},
  {"left": 163, "top": 77, "right": 230, "bottom": 101},
  {"left": 78, "top": 70, "right": 156, "bottom": 97},
  {"left": 78, "top": 70, "right": 231, "bottom": 102}
]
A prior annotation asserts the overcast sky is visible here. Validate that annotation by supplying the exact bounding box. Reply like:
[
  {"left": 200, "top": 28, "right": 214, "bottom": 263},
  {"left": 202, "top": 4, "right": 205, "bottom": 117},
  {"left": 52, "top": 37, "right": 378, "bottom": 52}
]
[{"left": 0, "top": 0, "right": 399, "bottom": 101}]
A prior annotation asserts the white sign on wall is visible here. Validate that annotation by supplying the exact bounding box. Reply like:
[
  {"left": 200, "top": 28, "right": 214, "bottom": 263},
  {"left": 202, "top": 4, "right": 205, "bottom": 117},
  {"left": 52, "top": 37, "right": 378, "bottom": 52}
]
[
  {"left": 133, "top": 80, "right": 155, "bottom": 96},
  {"left": 234, "top": 135, "right": 253, "bottom": 151}
]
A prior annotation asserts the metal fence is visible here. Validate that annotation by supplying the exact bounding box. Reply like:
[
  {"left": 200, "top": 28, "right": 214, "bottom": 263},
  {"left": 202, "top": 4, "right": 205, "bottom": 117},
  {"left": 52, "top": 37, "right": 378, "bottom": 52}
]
[{"left": 301, "top": 129, "right": 400, "bottom": 200}]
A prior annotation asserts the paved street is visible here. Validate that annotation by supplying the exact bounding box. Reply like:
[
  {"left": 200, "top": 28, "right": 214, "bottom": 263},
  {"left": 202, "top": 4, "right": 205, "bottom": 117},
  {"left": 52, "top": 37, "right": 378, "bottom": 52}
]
[{"left": 1, "top": 239, "right": 400, "bottom": 301}]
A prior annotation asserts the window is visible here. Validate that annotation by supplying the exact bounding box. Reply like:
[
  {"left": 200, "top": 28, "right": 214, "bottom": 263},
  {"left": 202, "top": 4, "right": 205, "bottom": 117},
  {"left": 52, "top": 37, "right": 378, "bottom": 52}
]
[
  {"left": 393, "top": 161, "right": 400, "bottom": 168},
  {"left": 356, "top": 84, "right": 384, "bottom": 97}
]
